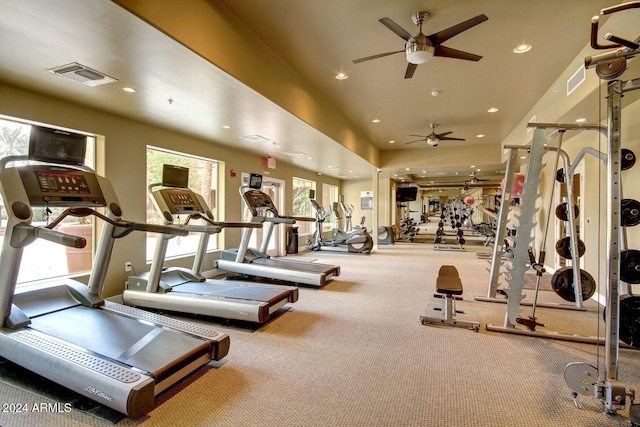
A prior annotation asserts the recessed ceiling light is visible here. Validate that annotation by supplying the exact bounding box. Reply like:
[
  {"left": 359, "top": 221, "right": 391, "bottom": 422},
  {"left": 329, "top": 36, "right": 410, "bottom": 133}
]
[
  {"left": 122, "top": 87, "right": 136, "bottom": 93},
  {"left": 575, "top": 118, "right": 587, "bottom": 123},
  {"left": 520, "top": 156, "right": 527, "bottom": 159},
  {"left": 470, "top": 165, "right": 476, "bottom": 168},
  {"left": 335, "top": 72, "right": 349, "bottom": 80},
  {"left": 476, "top": 169, "right": 482, "bottom": 172},
  {"left": 389, "top": 140, "right": 395, "bottom": 144},
  {"left": 513, "top": 44, "right": 532, "bottom": 54},
  {"left": 371, "top": 119, "right": 381, "bottom": 123},
  {"left": 222, "top": 125, "right": 231, "bottom": 129},
  {"left": 405, "top": 168, "right": 410, "bottom": 171},
  {"left": 307, "top": 157, "right": 312, "bottom": 160},
  {"left": 487, "top": 107, "right": 499, "bottom": 113},
  {"left": 476, "top": 134, "right": 485, "bottom": 138}
]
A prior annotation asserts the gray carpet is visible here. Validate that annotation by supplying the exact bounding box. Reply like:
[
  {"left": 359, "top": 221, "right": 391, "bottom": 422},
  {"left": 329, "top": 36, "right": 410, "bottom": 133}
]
[{"left": 0, "top": 242, "right": 638, "bottom": 426}]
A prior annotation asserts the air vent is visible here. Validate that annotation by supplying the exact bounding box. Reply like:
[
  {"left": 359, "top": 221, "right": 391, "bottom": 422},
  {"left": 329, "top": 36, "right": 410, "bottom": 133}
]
[
  {"left": 281, "top": 150, "right": 305, "bottom": 157},
  {"left": 567, "top": 65, "right": 585, "bottom": 96},
  {"left": 47, "top": 63, "right": 118, "bottom": 87},
  {"left": 239, "top": 135, "right": 270, "bottom": 143}
]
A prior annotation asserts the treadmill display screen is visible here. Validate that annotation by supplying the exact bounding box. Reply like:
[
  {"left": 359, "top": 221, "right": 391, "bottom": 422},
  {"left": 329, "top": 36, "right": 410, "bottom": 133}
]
[
  {"left": 249, "top": 174, "right": 262, "bottom": 189},
  {"left": 162, "top": 164, "right": 189, "bottom": 188},
  {"left": 28, "top": 125, "right": 87, "bottom": 166}
]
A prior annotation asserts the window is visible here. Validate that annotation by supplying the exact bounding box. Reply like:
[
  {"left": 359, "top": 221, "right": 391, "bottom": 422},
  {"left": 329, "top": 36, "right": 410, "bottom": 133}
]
[
  {"left": 0, "top": 118, "right": 95, "bottom": 285},
  {"left": 292, "top": 177, "right": 315, "bottom": 235},
  {"left": 322, "top": 183, "right": 339, "bottom": 231},
  {"left": 146, "top": 147, "right": 219, "bottom": 261}
]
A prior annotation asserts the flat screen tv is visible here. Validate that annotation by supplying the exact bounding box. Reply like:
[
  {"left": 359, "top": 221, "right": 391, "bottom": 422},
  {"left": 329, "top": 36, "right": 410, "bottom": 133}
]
[
  {"left": 28, "top": 125, "right": 86, "bottom": 166},
  {"left": 162, "top": 164, "right": 189, "bottom": 188},
  {"left": 396, "top": 186, "right": 418, "bottom": 202}
]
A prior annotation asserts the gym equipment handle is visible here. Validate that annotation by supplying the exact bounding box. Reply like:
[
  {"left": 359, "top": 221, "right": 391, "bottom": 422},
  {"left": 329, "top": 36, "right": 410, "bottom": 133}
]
[
  {"left": 130, "top": 222, "right": 189, "bottom": 236},
  {"left": 11, "top": 224, "right": 86, "bottom": 249}
]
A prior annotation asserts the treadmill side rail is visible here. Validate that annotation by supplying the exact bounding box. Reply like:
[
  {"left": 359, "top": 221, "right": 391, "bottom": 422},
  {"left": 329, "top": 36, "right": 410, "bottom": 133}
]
[{"left": 0, "top": 329, "right": 155, "bottom": 417}]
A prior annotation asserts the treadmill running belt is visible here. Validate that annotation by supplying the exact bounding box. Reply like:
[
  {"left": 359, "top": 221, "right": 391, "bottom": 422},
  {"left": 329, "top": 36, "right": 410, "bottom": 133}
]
[
  {"left": 28, "top": 305, "right": 210, "bottom": 380},
  {"left": 173, "top": 281, "right": 289, "bottom": 305}
]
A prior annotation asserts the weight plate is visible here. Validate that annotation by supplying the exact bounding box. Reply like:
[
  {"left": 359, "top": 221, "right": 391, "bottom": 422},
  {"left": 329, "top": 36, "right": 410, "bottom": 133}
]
[
  {"left": 555, "top": 168, "right": 566, "bottom": 183},
  {"left": 434, "top": 237, "right": 442, "bottom": 244},
  {"left": 551, "top": 267, "right": 596, "bottom": 302},
  {"left": 621, "top": 199, "right": 640, "bottom": 227},
  {"left": 456, "top": 229, "right": 464, "bottom": 236},
  {"left": 555, "top": 236, "right": 586, "bottom": 259},
  {"left": 621, "top": 249, "right": 640, "bottom": 284},
  {"left": 555, "top": 202, "right": 579, "bottom": 221},
  {"left": 458, "top": 238, "right": 466, "bottom": 245},
  {"left": 622, "top": 148, "right": 636, "bottom": 171},
  {"left": 620, "top": 296, "right": 640, "bottom": 348}
]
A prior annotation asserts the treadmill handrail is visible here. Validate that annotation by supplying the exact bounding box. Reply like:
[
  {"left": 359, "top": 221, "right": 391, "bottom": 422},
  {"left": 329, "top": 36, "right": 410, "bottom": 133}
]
[{"left": 11, "top": 224, "right": 86, "bottom": 249}]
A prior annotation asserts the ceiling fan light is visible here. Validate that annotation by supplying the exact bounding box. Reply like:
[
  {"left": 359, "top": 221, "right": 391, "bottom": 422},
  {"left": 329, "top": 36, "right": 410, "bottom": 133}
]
[
  {"left": 427, "top": 137, "right": 439, "bottom": 146},
  {"left": 405, "top": 42, "right": 434, "bottom": 64}
]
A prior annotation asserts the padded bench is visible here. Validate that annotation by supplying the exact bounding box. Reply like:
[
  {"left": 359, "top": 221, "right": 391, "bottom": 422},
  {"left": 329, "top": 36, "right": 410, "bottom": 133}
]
[{"left": 420, "top": 265, "right": 480, "bottom": 332}]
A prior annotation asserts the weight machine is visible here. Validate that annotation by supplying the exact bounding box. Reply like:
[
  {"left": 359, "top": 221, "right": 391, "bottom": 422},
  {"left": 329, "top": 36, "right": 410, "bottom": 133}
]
[
  {"left": 564, "top": 3, "right": 640, "bottom": 423},
  {"left": 476, "top": 124, "right": 606, "bottom": 317}
]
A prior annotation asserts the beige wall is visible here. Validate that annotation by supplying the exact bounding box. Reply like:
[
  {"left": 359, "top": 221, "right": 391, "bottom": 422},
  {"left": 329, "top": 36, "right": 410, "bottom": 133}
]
[{"left": 0, "top": 82, "right": 340, "bottom": 297}]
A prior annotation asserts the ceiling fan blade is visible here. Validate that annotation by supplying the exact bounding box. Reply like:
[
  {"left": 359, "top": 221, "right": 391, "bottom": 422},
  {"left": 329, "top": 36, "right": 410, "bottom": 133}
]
[
  {"left": 439, "top": 137, "right": 466, "bottom": 141},
  {"left": 353, "top": 49, "right": 404, "bottom": 63},
  {"left": 434, "top": 45, "right": 482, "bottom": 61},
  {"left": 379, "top": 17, "right": 414, "bottom": 42},
  {"left": 427, "top": 14, "right": 489, "bottom": 46},
  {"left": 404, "top": 63, "right": 418, "bottom": 79},
  {"left": 409, "top": 134, "right": 428, "bottom": 138},
  {"left": 404, "top": 139, "right": 426, "bottom": 145},
  {"left": 436, "top": 131, "right": 453, "bottom": 137}
]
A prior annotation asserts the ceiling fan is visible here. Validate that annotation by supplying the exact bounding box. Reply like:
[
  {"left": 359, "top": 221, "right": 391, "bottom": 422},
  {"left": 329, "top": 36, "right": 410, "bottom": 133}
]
[
  {"left": 405, "top": 123, "right": 465, "bottom": 147},
  {"left": 353, "top": 11, "right": 488, "bottom": 79}
]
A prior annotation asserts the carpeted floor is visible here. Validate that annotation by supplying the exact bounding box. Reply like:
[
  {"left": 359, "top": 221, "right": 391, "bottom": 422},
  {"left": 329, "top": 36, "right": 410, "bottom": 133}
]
[{"left": 0, "top": 236, "right": 638, "bottom": 427}]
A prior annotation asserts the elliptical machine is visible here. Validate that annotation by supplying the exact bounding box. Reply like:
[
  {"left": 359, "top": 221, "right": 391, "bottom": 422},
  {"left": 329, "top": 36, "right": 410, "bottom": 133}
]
[{"left": 309, "top": 190, "right": 373, "bottom": 254}]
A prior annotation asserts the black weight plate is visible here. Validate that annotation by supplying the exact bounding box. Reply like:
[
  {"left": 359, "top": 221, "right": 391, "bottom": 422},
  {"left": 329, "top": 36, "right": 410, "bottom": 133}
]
[
  {"left": 622, "top": 148, "right": 636, "bottom": 171},
  {"left": 621, "top": 249, "right": 640, "bottom": 284},
  {"left": 555, "top": 168, "right": 565, "bottom": 183},
  {"left": 551, "top": 266, "right": 596, "bottom": 302},
  {"left": 434, "top": 237, "right": 442, "bottom": 244},
  {"left": 456, "top": 229, "right": 464, "bottom": 236},
  {"left": 555, "top": 202, "right": 579, "bottom": 221},
  {"left": 620, "top": 296, "right": 640, "bottom": 348},
  {"left": 555, "top": 236, "right": 586, "bottom": 259},
  {"left": 621, "top": 199, "right": 640, "bottom": 227},
  {"left": 456, "top": 222, "right": 462, "bottom": 228},
  {"left": 458, "top": 238, "right": 466, "bottom": 245}
]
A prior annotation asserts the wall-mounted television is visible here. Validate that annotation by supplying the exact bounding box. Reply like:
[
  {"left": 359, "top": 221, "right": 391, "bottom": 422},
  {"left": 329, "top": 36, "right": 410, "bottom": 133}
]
[{"left": 396, "top": 186, "right": 418, "bottom": 202}]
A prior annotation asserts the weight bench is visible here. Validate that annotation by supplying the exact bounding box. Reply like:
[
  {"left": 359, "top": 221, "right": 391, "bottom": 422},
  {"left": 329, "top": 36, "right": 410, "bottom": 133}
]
[{"left": 420, "top": 265, "right": 480, "bottom": 332}]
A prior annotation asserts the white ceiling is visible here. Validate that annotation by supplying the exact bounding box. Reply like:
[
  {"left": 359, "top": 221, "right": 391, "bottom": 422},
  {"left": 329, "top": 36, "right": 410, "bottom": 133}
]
[{"left": 0, "top": 0, "right": 621, "bottom": 192}]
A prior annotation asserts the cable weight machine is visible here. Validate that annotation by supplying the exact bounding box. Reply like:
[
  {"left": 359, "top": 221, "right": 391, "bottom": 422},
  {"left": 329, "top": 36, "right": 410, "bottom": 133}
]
[{"left": 563, "top": 3, "right": 640, "bottom": 423}]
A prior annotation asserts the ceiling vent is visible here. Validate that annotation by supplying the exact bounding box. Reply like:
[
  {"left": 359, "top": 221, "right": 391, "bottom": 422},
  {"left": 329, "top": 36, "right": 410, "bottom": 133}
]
[
  {"left": 47, "top": 63, "right": 118, "bottom": 87},
  {"left": 567, "top": 65, "right": 585, "bottom": 96},
  {"left": 239, "top": 134, "right": 271, "bottom": 143},
  {"left": 281, "top": 150, "right": 305, "bottom": 157}
]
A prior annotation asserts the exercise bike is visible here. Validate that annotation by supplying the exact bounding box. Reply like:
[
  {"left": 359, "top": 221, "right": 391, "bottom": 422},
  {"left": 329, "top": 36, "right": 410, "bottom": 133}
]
[{"left": 309, "top": 191, "right": 373, "bottom": 254}]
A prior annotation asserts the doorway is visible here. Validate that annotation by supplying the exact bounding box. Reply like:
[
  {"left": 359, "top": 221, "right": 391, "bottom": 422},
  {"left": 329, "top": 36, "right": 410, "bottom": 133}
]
[
  {"left": 241, "top": 174, "right": 285, "bottom": 256},
  {"left": 555, "top": 161, "right": 584, "bottom": 270}
]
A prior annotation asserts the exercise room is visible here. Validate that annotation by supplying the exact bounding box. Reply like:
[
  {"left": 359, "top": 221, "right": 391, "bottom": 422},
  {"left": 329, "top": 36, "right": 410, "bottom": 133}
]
[{"left": 0, "top": 1, "right": 639, "bottom": 426}]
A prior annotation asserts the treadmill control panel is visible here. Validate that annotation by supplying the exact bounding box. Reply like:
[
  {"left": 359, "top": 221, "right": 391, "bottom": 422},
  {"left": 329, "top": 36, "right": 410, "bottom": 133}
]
[
  {"left": 242, "top": 190, "right": 277, "bottom": 217},
  {"left": 157, "top": 188, "right": 206, "bottom": 214},
  {"left": 19, "top": 165, "right": 106, "bottom": 207}
]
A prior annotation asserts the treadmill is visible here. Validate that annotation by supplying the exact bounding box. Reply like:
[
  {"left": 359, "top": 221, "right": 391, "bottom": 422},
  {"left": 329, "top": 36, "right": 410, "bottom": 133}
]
[
  {"left": 216, "top": 174, "right": 340, "bottom": 287},
  {"left": 0, "top": 126, "right": 229, "bottom": 417},
  {"left": 123, "top": 164, "right": 298, "bottom": 323}
]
